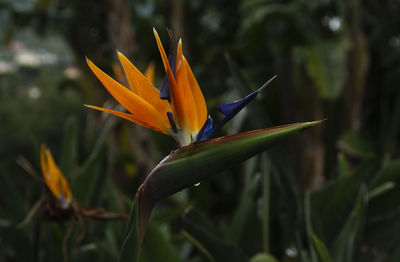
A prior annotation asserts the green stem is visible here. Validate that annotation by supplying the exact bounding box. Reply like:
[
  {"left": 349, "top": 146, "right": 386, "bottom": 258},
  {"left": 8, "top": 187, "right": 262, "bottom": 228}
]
[
  {"left": 305, "top": 192, "right": 317, "bottom": 262},
  {"left": 262, "top": 154, "right": 270, "bottom": 253}
]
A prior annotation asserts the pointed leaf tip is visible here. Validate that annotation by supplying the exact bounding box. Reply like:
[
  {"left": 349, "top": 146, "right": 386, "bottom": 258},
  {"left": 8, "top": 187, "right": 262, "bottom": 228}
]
[
  {"left": 258, "top": 75, "right": 277, "bottom": 92},
  {"left": 85, "top": 57, "right": 92, "bottom": 65},
  {"left": 202, "top": 75, "right": 278, "bottom": 141}
]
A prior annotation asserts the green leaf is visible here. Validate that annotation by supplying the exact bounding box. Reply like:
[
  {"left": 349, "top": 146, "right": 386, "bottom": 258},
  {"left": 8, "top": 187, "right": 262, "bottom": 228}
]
[
  {"left": 249, "top": 253, "right": 278, "bottom": 262},
  {"left": 371, "top": 160, "right": 400, "bottom": 188},
  {"left": 386, "top": 247, "right": 400, "bottom": 262},
  {"left": 338, "top": 131, "right": 375, "bottom": 159},
  {"left": 179, "top": 209, "right": 247, "bottom": 262},
  {"left": 181, "top": 230, "right": 216, "bottom": 262},
  {"left": 310, "top": 159, "right": 379, "bottom": 246},
  {"left": 304, "top": 192, "right": 317, "bottom": 262},
  {"left": 311, "top": 234, "right": 333, "bottom": 262},
  {"left": 0, "top": 166, "right": 28, "bottom": 221},
  {"left": 331, "top": 187, "right": 367, "bottom": 262},
  {"left": 227, "top": 157, "right": 260, "bottom": 244},
  {"left": 294, "top": 39, "right": 349, "bottom": 99},
  {"left": 337, "top": 153, "right": 350, "bottom": 177},
  {"left": 368, "top": 182, "right": 395, "bottom": 200},
  {"left": 139, "top": 222, "right": 182, "bottom": 262},
  {"left": 138, "top": 121, "right": 323, "bottom": 241},
  {"left": 60, "top": 116, "right": 78, "bottom": 179},
  {"left": 120, "top": 120, "right": 323, "bottom": 261},
  {"left": 72, "top": 116, "right": 116, "bottom": 205},
  {"left": 119, "top": 195, "right": 140, "bottom": 262},
  {"left": 261, "top": 155, "right": 271, "bottom": 253},
  {"left": 366, "top": 160, "right": 400, "bottom": 217}
]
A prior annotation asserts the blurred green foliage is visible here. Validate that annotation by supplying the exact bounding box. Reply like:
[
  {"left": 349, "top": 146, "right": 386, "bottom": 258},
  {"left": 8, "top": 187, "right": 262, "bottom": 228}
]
[{"left": 0, "top": 0, "right": 400, "bottom": 261}]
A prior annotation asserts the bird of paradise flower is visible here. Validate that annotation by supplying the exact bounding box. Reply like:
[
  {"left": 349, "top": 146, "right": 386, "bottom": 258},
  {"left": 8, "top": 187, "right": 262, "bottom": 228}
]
[
  {"left": 85, "top": 28, "right": 275, "bottom": 146},
  {"left": 40, "top": 144, "right": 73, "bottom": 209},
  {"left": 19, "top": 145, "right": 127, "bottom": 228}
]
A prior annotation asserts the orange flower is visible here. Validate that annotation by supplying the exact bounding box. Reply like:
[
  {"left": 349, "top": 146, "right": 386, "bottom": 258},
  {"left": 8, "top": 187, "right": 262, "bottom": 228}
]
[
  {"left": 86, "top": 28, "right": 274, "bottom": 146},
  {"left": 40, "top": 144, "right": 72, "bottom": 208}
]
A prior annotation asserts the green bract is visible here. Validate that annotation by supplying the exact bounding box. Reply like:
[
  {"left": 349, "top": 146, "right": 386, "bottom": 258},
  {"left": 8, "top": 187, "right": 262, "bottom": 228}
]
[{"left": 120, "top": 120, "right": 324, "bottom": 262}]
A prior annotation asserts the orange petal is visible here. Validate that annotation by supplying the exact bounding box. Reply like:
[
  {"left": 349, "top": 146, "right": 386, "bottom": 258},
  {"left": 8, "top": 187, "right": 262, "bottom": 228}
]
[
  {"left": 153, "top": 29, "right": 186, "bottom": 128},
  {"left": 144, "top": 62, "right": 155, "bottom": 84},
  {"left": 175, "top": 40, "right": 198, "bottom": 131},
  {"left": 40, "top": 145, "right": 72, "bottom": 202},
  {"left": 153, "top": 29, "right": 176, "bottom": 88},
  {"left": 85, "top": 105, "right": 169, "bottom": 135},
  {"left": 183, "top": 57, "right": 207, "bottom": 129},
  {"left": 117, "top": 52, "right": 171, "bottom": 118},
  {"left": 86, "top": 58, "right": 169, "bottom": 133},
  {"left": 112, "top": 62, "right": 126, "bottom": 84}
]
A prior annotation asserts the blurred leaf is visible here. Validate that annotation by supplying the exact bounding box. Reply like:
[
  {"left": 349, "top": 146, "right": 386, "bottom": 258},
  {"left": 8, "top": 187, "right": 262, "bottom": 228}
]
[
  {"left": 70, "top": 243, "right": 99, "bottom": 261},
  {"left": 227, "top": 163, "right": 260, "bottom": 244},
  {"left": 382, "top": 92, "right": 400, "bottom": 156},
  {"left": 181, "top": 230, "right": 216, "bottom": 262},
  {"left": 224, "top": 53, "right": 271, "bottom": 128},
  {"left": 331, "top": 187, "right": 367, "bottom": 262},
  {"left": 311, "top": 234, "right": 333, "bottom": 262},
  {"left": 249, "top": 253, "right": 278, "bottom": 262},
  {"left": 368, "top": 182, "right": 395, "bottom": 200},
  {"left": 364, "top": 211, "right": 400, "bottom": 253},
  {"left": 139, "top": 222, "right": 182, "bottom": 262},
  {"left": 304, "top": 192, "right": 317, "bottom": 262},
  {"left": 97, "top": 227, "right": 120, "bottom": 261},
  {"left": 366, "top": 161, "right": 400, "bottom": 252},
  {"left": 72, "top": 116, "right": 116, "bottom": 204},
  {"left": 310, "top": 159, "right": 379, "bottom": 245},
  {"left": 337, "top": 153, "right": 350, "bottom": 177},
  {"left": 179, "top": 209, "right": 247, "bottom": 262},
  {"left": 0, "top": 167, "right": 28, "bottom": 221},
  {"left": 119, "top": 195, "right": 140, "bottom": 262},
  {"left": 368, "top": 160, "right": 400, "bottom": 218},
  {"left": 240, "top": 2, "right": 301, "bottom": 33},
  {"left": 386, "top": 247, "right": 400, "bottom": 262},
  {"left": 261, "top": 155, "right": 271, "bottom": 253},
  {"left": 371, "top": 160, "right": 400, "bottom": 187},
  {"left": 294, "top": 39, "right": 349, "bottom": 99},
  {"left": 338, "top": 131, "right": 375, "bottom": 159},
  {"left": 60, "top": 116, "right": 78, "bottom": 179}
]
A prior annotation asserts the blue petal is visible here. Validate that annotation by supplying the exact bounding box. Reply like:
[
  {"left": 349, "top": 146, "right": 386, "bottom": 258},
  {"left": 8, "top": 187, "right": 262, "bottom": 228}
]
[
  {"left": 167, "top": 111, "right": 178, "bottom": 133},
  {"left": 218, "top": 92, "right": 258, "bottom": 116},
  {"left": 200, "top": 76, "right": 276, "bottom": 141},
  {"left": 196, "top": 117, "right": 213, "bottom": 141},
  {"left": 160, "top": 52, "right": 176, "bottom": 101}
]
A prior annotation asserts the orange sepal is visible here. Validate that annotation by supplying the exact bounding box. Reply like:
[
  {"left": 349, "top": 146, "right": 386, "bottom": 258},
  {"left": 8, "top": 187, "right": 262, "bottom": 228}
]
[
  {"left": 40, "top": 145, "right": 72, "bottom": 203},
  {"left": 183, "top": 57, "right": 207, "bottom": 129},
  {"left": 175, "top": 40, "right": 198, "bottom": 131},
  {"left": 85, "top": 105, "right": 169, "bottom": 135},
  {"left": 117, "top": 52, "right": 171, "bottom": 119},
  {"left": 144, "top": 62, "right": 156, "bottom": 84},
  {"left": 86, "top": 58, "right": 169, "bottom": 133}
]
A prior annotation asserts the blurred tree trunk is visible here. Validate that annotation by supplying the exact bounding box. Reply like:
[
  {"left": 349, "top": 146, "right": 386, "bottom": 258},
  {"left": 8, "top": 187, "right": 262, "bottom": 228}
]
[
  {"left": 343, "top": 0, "right": 369, "bottom": 132},
  {"left": 107, "top": 0, "right": 156, "bottom": 179},
  {"left": 169, "top": 0, "right": 184, "bottom": 44}
]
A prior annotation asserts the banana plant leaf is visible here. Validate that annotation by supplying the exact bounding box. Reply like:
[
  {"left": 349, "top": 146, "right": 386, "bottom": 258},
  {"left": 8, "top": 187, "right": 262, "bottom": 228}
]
[{"left": 119, "top": 120, "right": 323, "bottom": 262}]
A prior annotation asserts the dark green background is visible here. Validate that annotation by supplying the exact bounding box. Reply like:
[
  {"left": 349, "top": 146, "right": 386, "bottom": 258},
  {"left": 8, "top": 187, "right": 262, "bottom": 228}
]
[{"left": 0, "top": 0, "right": 399, "bottom": 261}]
